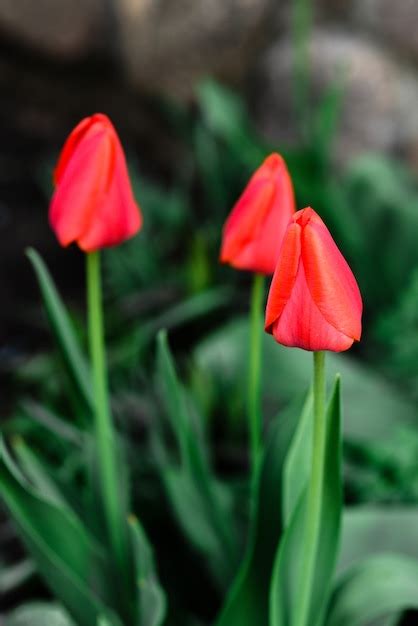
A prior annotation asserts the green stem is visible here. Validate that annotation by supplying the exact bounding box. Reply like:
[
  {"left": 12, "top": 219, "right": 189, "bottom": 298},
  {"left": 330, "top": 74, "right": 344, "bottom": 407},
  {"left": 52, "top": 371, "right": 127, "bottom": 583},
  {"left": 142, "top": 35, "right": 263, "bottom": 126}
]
[
  {"left": 292, "top": 0, "right": 313, "bottom": 139},
  {"left": 296, "top": 350, "right": 326, "bottom": 626},
  {"left": 248, "top": 273, "right": 265, "bottom": 477},
  {"left": 87, "top": 251, "right": 127, "bottom": 576}
]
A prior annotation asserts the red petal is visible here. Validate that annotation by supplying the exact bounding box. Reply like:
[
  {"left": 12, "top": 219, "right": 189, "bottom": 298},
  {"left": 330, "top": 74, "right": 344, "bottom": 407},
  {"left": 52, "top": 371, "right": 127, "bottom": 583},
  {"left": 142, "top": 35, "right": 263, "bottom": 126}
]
[
  {"left": 49, "top": 114, "right": 142, "bottom": 250},
  {"left": 220, "top": 153, "right": 295, "bottom": 274},
  {"left": 265, "top": 222, "right": 301, "bottom": 331},
  {"left": 49, "top": 127, "right": 111, "bottom": 246},
  {"left": 302, "top": 215, "right": 362, "bottom": 341},
  {"left": 270, "top": 260, "right": 355, "bottom": 352},
  {"left": 78, "top": 138, "right": 142, "bottom": 251},
  {"left": 221, "top": 176, "right": 276, "bottom": 264},
  {"left": 53, "top": 114, "right": 108, "bottom": 185}
]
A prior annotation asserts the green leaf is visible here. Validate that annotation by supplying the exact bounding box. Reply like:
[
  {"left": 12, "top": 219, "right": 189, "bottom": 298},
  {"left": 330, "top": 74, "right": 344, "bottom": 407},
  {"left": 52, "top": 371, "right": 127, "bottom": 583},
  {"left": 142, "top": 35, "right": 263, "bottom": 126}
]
[
  {"left": 129, "top": 515, "right": 167, "bottom": 626},
  {"left": 282, "top": 390, "right": 313, "bottom": 526},
  {"left": 155, "top": 330, "right": 238, "bottom": 586},
  {"left": 342, "top": 155, "right": 418, "bottom": 316},
  {"left": 4, "top": 603, "right": 76, "bottom": 626},
  {"left": 117, "top": 286, "right": 233, "bottom": 367},
  {"left": 8, "top": 432, "right": 88, "bottom": 527},
  {"left": 97, "top": 615, "right": 120, "bottom": 626},
  {"left": 162, "top": 468, "right": 234, "bottom": 581},
  {"left": 215, "top": 396, "right": 305, "bottom": 626},
  {"left": 312, "top": 78, "right": 345, "bottom": 168},
  {"left": 0, "top": 558, "right": 35, "bottom": 594},
  {"left": 339, "top": 507, "right": 418, "bottom": 574},
  {"left": 326, "top": 554, "right": 418, "bottom": 626},
  {"left": 194, "top": 122, "right": 228, "bottom": 210},
  {"left": 26, "top": 248, "right": 93, "bottom": 410},
  {"left": 376, "top": 267, "right": 418, "bottom": 398},
  {"left": 12, "top": 436, "right": 70, "bottom": 508},
  {"left": 156, "top": 329, "right": 199, "bottom": 470},
  {"left": 20, "top": 400, "right": 85, "bottom": 447},
  {"left": 197, "top": 79, "right": 247, "bottom": 140},
  {"left": 196, "top": 79, "right": 266, "bottom": 167},
  {"left": 0, "top": 438, "right": 122, "bottom": 626},
  {"left": 269, "top": 377, "right": 342, "bottom": 626}
]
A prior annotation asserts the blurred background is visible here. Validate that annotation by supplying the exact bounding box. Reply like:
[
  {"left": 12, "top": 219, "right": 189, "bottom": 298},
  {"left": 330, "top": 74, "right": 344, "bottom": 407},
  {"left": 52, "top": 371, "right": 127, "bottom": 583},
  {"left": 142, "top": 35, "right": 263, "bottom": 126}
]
[
  {"left": 3, "top": 0, "right": 418, "bottom": 623},
  {"left": 2, "top": 0, "right": 418, "bottom": 341}
]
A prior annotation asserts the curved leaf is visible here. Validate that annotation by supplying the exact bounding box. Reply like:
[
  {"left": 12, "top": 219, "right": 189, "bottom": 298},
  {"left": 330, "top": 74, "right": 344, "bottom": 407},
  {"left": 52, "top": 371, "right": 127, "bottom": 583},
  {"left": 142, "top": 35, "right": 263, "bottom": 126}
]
[
  {"left": 326, "top": 554, "right": 418, "bottom": 626},
  {"left": 12, "top": 437, "right": 70, "bottom": 509},
  {"left": 0, "top": 438, "right": 121, "bottom": 626},
  {"left": 26, "top": 247, "right": 93, "bottom": 410},
  {"left": 129, "top": 515, "right": 167, "bottom": 626},
  {"left": 0, "top": 558, "right": 35, "bottom": 595},
  {"left": 282, "top": 390, "right": 313, "bottom": 526},
  {"left": 155, "top": 330, "right": 238, "bottom": 587},
  {"left": 339, "top": 506, "right": 418, "bottom": 574},
  {"left": 269, "top": 377, "right": 342, "bottom": 626},
  {"left": 215, "top": 395, "right": 305, "bottom": 626},
  {"left": 4, "top": 603, "right": 76, "bottom": 626}
]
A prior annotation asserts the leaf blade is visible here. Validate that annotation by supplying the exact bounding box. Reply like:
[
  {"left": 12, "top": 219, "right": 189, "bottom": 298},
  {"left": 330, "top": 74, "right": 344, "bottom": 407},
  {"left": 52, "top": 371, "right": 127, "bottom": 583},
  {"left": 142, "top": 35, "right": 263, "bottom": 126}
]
[
  {"left": 215, "top": 397, "right": 305, "bottom": 626},
  {"left": 155, "top": 330, "right": 238, "bottom": 586},
  {"left": 326, "top": 554, "right": 418, "bottom": 626},
  {"left": 4, "top": 603, "right": 76, "bottom": 626},
  {"left": 269, "top": 377, "right": 342, "bottom": 626},
  {"left": 0, "top": 438, "right": 121, "bottom": 626},
  {"left": 26, "top": 247, "right": 93, "bottom": 410},
  {"left": 129, "top": 515, "right": 167, "bottom": 626}
]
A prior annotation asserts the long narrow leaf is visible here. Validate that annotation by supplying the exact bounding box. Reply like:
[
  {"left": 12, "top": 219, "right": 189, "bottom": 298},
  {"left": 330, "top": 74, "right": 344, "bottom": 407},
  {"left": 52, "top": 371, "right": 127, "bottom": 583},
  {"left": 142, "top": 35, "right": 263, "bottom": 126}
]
[
  {"left": 269, "top": 377, "right": 342, "bottom": 626},
  {"left": 12, "top": 437, "right": 70, "bottom": 508},
  {"left": 155, "top": 330, "right": 238, "bottom": 586},
  {"left": 20, "top": 400, "right": 85, "bottom": 447},
  {"left": 0, "top": 558, "right": 35, "bottom": 595},
  {"left": 0, "top": 438, "right": 121, "bottom": 626},
  {"left": 282, "top": 390, "right": 313, "bottom": 526},
  {"left": 156, "top": 330, "right": 195, "bottom": 468},
  {"left": 215, "top": 396, "right": 305, "bottom": 626},
  {"left": 129, "top": 515, "right": 167, "bottom": 626},
  {"left": 26, "top": 248, "right": 93, "bottom": 410}
]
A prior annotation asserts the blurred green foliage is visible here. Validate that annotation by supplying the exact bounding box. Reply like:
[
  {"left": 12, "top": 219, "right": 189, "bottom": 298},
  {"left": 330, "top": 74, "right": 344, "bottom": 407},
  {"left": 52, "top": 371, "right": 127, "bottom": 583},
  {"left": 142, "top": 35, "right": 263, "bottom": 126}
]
[
  {"left": 3, "top": 78, "right": 418, "bottom": 626},
  {"left": 376, "top": 268, "right": 418, "bottom": 397}
]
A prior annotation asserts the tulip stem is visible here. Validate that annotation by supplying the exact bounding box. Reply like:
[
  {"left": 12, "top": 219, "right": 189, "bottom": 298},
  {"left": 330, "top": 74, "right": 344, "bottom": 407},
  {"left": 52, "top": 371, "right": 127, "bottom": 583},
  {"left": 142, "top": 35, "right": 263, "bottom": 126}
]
[
  {"left": 248, "top": 273, "right": 265, "bottom": 477},
  {"left": 296, "top": 350, "right": 327, "bottom": 626},
  {"left": 87, "top": 251, "right": 127, "bottom": 584}
]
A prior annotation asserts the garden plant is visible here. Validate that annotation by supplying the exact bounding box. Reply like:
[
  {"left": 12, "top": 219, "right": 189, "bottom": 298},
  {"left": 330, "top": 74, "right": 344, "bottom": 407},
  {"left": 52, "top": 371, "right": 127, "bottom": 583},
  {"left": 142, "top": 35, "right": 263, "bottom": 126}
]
[
  {"left": 2, "top": 98, "right": 418, "bottom": 626},
  {"left": 3, "top": 1, "right": 418, "bottom": 618}
]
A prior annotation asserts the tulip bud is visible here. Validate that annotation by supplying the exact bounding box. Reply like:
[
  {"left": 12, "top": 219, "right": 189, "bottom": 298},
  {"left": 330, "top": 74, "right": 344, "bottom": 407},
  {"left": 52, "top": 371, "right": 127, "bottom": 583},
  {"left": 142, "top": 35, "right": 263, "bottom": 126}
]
[
  {"left": 265, "top": 207, "right": 362, "bottom": 352},
  {"left": 220, "top": 153, "right": 295, "bottom": 274},
  {"left": 49, "top": 113, "right": 142, "bottom": 252}
]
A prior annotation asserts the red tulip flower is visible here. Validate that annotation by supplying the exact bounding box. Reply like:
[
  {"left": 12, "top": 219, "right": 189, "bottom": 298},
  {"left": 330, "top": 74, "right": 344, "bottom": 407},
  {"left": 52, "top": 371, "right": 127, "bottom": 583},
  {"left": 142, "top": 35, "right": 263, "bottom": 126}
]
[
  {"left": 265, "top": 207, "right": 362, "bottom": 352},
  {"left": 49, "top": 113, "right": 142, "bottom": 252},
  {"left": 220, "top": 153, "right": 295, "bottom": 274}
]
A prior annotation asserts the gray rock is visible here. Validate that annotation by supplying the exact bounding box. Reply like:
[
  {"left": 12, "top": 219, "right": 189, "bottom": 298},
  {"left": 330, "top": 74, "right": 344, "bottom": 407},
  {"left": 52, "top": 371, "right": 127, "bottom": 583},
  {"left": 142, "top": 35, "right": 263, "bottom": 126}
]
[
  {"left": 0, "top": 0, "right": 106, "bottom": 59},
  {"left": 254, "top": 29, "right": 418, "bottom": 164},
  {"left": 355, "top": 0, "right": 418, "bottom": 63},
  {"left": 114, "top": 0, "right": 277, "bottom": 99},
  {"left": 319, "top": 0, "right": 418, "bottom": 64}
]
